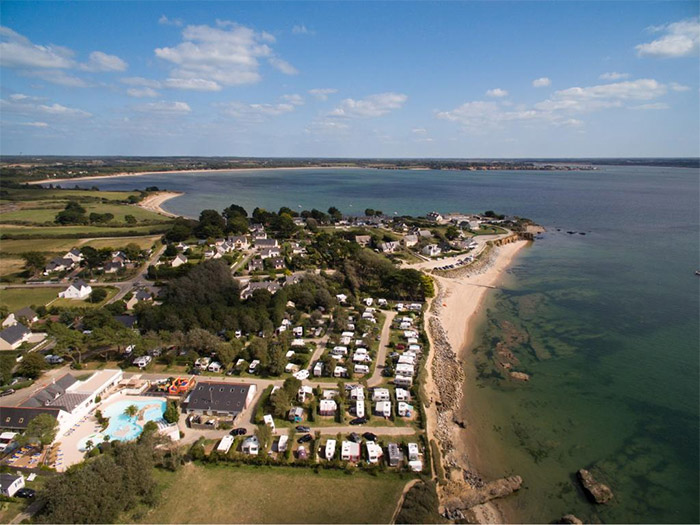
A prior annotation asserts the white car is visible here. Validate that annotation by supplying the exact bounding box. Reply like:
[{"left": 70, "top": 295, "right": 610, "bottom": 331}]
[{"left": 293, "top": 370, "right": 310, "bottom": 380}]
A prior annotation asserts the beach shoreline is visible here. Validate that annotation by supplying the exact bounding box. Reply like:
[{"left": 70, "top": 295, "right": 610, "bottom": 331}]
[
  {"left": 26, "top": 166, "right": 357, "bottom": 186},
  {"left": 423, "top": 239, "right": 529, "bottom": 523},
  {"left": 137, "top": 191, "right": 183, "bottom": 218}
]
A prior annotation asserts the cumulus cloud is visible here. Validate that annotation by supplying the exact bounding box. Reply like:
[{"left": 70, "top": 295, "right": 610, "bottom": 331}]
[
  {"left": 599, "top": 72, "right": 629, "bottom": 80},
  {"left": 80, "top": 51, "right": 127, "bottom": 72},
  {"left": 412, "top": 128, "right": 427, "bottom": 134},
  {"left": 0, "top": 26, "right": 75, "bottom": 69},
  {"left": 155, "top": 21, "right": 297, "bottom": 87},
  {"left": 1, "top": 95, "right": 92, "bottom": 118},
  {"left": 127, "top": 87, "right": 159, "bottom": 98},
  {"left": 308, "top": 88, "right": 337, "bottom": 101},
  {"left": 134, "top": 100, "right": 191, "bottom": 115},
  {"left": 120, "top": 77, "right": 162, "bottom": 88},
  {"left": 159, "top": 15, "right": 183, "bottom": 27},
  {"left": 670, "top": 82, "right": 690, "bottom": 91},
  {"left": 219, "top": 101, "right": 296, "bottom": 121},
  {"left": 630, "top": 102, "right": 670, "bottom": 110},
  {"left": 22, "top": 121, "right": 49, "bottom": 127},
  {"left": 532, "top": 77, "right": 551, "bottom": 87},
  {"left": 486, "top": 88, "right": 508, "bottom": 98},
  {"left": 636, "top": 17, "right": 699, "bottom": 58},
  {"left": 328, "top": 92, "right": 408, "bottom": 118},
  {"left": 437, "top": 78, "right": 674, "bottom": 130},
  {"left": 292, "top": 24, "right": 314, "bottom": 35},
  {"left": 21, "top": 69, "right": 91, "bottom": 88},
  {"left": 164, "top": 78, "right": 222, "bottom": 91},
  {"left": 280, "top": 94, "right": 304, "bottom": 105}
]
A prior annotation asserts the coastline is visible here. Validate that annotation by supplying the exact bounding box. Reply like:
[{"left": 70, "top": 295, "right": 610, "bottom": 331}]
[
  {"left": 137, "top": 191, "right": 183, "bottom": 218},
  {"left": 423, "top": 240, "right": 529, "bottom": 523},
  {"left": 26, "top": 166, "right": 356, "bottom": 186}
]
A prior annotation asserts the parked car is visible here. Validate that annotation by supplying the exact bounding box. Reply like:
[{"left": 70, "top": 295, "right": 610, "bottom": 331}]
[
  {"left": 349, "top": 417, "right": 367, "bottom": 425},
  {"left": 362, "top": 432, "right": 377, "bottom": 441},
  {"left": 295, "top": 425, "right": 311, "bottom": 433},
  {"left": 230, "top": 428, "right": 247, "bottom": 436},
  {"left": 15, "top": 488, "right": 35, "bottom": 498},
  {"left": 0, "top": 389, "right": 15, "bottom": 397},
  {"left": 189, "top": 369, "right": 201, "bottom": 375},
  {"left": 297, "top": 434, "right": 313, "bottom": 444},
  {"left": 348, "top": 432, "right": 361, "bottom": 443}
]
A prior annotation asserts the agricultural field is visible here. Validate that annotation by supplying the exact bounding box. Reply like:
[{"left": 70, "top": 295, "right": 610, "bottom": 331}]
[
  {"left": 0, "top": 258, "right": 26, "bottom": 280},
  {"left": 1, "top": 187, "right": 141, "bottom": 202},
  {"left": 0, "top": 223, "right": 170, "bottom": 237},
  {"left": 0, "top": 201, "right": 163, "bottom": 224},
  {"left": 0, "top": 235, "right": 161, "bottom": 256},
  {"left": 0, "top": 286, "right": 64, "bottom": 311},
  {"left": 131, "top": 464, "right": 410, "bottom": 524}
]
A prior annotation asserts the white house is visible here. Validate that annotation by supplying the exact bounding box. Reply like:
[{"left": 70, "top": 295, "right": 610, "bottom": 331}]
[
  {"left": 171, "top": 254, "right": 188, "bottom": 267},
  {"left": 0, "top": 474, "right": 25, "bottom": 497},
  {"left": 421, "top": 244, "right": 442, "bottom": 257},
  {"left": 396, "top": 363, "right": 415, "bottom": 377},
  {"left": 0, "top": 323, "right": 31, "bottom": 351},
  {"left": 402, "top": 234, "right": 418, "bottom": 247},
  {"left": 2, "top": 308, "right": 38, "bottom": 328},
  {"left": 208, "top": 361, "right": 222, "bottom": 373},
  {"left": 395, "top": 388, "right": 411, "bottom": 402},
  {"left": 427, "top": 211, "right": 444, "bottom": 223},
  {"left": 58, "top": 279, "right": 92, "bottom": 299}
]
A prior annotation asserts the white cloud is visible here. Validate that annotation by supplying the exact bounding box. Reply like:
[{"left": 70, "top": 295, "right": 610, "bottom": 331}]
[
  {"left": 305, "top": 120, "right": 350, "bottom": 135},
  {"left": 135, "top": 100, "right": 191, "bottom": 115},
  {"left": 308, "top": 88, "right": 337, "bottom": 101},
  {"left": 164, "top": 78, "right": 221, "bottom": 91},
  {"left": 80, "top": 51, "right": 127, "bottom": 72},
  {"left": 280, "top": 94, "right": 304, "bottom": 105},
  {"left": 120, "top": 77, "right": 162, "bottom": 88},
  {"left": 159, "top": 15, "right": 183, "bottom": 27},
  {"left": 268, "top": 57, "right": 298, "bottom": 75},
  {"left": 219, "top": 101, "right": 296, "bottom": 121},
  {"left": 636, "top": 17, "right": 699, "bottom": 58},
  {"left": 670, "top": 82, "right": 690, "bottom": 92},
  {"left": 21, "top": 121, "right": 49, "bottom": 127},
  {"left": 127, "top": 87, "right": 159, "bottom": 98},
  {"left": 1, "top": 95, "right": 92, "bottom": 120},
  {"left": 486, "top": 88, "right": 508, "bottom": 98},
  {"left": 412, "top": 128, "right": 427, "bottom": 134},
  {"left": 0, "top": 26, "right": 75, "bottom": 69},
  {"left": 328, "top": 92, "right": 408, "bottom": 118},
  {"left": 292, "top": 25, "right": 314, "bottom": 35},
  {"left": 21, "top": 69, "right": 91, "bottom": 88},
  {"left": 532, "top": 77, "right": 551, "bottom": 87},
  {"left": 155, "top": 21, "right": 296, "bottom": 87},
  {"left": 437, "top": 78, "right": 673, "bottom": 130},
  {"left": 599, "top": 72, "right": 629, "bottom": 80}
]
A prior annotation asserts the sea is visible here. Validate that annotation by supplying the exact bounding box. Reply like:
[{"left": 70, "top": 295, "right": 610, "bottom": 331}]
[{"left": 85, "top": 166, "right": 699, "bottom": 523}]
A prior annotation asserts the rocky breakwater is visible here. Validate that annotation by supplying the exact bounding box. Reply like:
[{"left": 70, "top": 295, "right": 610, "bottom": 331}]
[{"left": 441, "top": 476, "right": 524, "bottom": 516}]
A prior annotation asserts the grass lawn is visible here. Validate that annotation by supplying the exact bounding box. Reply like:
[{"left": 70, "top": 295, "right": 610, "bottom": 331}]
[
  {"left": 0, "top": 286, "right": 64, "bottom": 311},
  {"left": 81, "top": 235, "right": 161, "bottom": 250},
  {"left": 2, "top": 187, "right": 140, "bottom": 202},
  {"left": 132, "top": 463, "right": 411, "bottom": 524},
  {"left": 0, "top": 223, "right": 170, "bottom": 237},
  {"left": 0, "top": 258, "right": 25, "bottom": 278},
  {"left": 0, "top": 202, "right": 164, "bottom": 224},
  {"left": 0, "top": 237, "right": 87, "bottom": 254},
  {"left": 51, "top": 286, "right": 119, "bottom": 308}
]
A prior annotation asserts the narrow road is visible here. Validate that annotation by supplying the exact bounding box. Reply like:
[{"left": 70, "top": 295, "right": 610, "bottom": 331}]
[
  {"left": 9, "top": 498, "right": 44, "bottom": 524},
  {"left": 109, "top": 243, "right": 166, "bottom": 302},
  {"left": 368, "top": 310, "right": 397, "bottom": 387}
]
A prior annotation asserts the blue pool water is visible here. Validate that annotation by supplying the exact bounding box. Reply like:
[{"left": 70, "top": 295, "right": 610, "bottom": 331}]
[{"left": 78, "top": 399, "right": 165, "bottom": 450}]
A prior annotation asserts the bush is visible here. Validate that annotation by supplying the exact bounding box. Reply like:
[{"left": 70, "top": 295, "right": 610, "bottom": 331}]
[{"left": 395, "top": 481, "right": 443, "bottom": 524}]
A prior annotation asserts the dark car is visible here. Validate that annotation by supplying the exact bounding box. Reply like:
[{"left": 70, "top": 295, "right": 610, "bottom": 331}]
[
  {"left": 362, "top": 432, "right": 377, "bottom": 441},
  {"left": 348, "top": 432, "right": 361, "bottom": 443},
  {"left": 295, "top": 425, "right": 311, "bottom": 433},
  {"left": 230, "top": 427, "right": 247, "bottom": 436},
  {"left": 297, "top": 434, "right": 313, "bottom": 444},
  {"left": 189, "top": 369, "right": 201, "bottom": 376},
  {"left": 0, "top": 388, "right": 15, "bottom": 397},
  {"left": 15, "top": 488, "right": 36, "bottom": 498},
  {"left": 349, "top": 417, "right": 367, "bottom": 425}
]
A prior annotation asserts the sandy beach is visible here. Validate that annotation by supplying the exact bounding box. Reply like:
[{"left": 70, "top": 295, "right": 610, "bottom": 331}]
[
  {"left": 138, "top": 191, "right": 183, "bottom": 218},
  {"left": 422, "top": 239, "right": 529, "bottom": 523},
  {"left": 26, "top": 166, "right": 355, "bottom": 186}
]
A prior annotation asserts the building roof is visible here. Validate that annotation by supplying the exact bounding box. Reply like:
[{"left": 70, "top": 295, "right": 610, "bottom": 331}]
[
  {"left": 186, "top": 382, "right": 252, "bottom": 416},
  {"left": 114, "top": 315, "right": 137, "bottom": 328},
  {"left": 0, "top": 323, "right": 29, "bottom": 345},
  {"left": 13, "top": 307, "right": 37, "bottom": 320},
  {"left": 72, "top": 279, "right": 89, "bottom": 289},
  {"left": 0, "top": 473, "right": 22, "bottom": 492},
  {"left": 0, "top": 406, "right": 61, "bottom": 430},
  {"left": 21, "top": 374, "right": 78, "bottom": 408}
]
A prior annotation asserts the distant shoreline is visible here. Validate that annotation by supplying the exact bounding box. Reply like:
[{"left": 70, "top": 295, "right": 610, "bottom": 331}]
[
  {"left": 137, "top": 191, "right": 184, "bottom": 218},
  {"left": 26, "top": 166, "right": 358, "bottom": 186}
]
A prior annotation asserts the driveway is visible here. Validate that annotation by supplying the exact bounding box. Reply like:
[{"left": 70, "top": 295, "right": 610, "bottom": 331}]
[{"left": 368, "top": 310, "right": 397, "bottom": 387}]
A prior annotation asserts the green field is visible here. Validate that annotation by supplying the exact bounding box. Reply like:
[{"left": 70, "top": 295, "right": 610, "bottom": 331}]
[
  {"left": 131, "top": 464, "right": 410, "bottom": 524},
  {"left": 0, "top": 223, "right": 170, "bottom": 237},
  {"left": 0, "top": 201, "right": 164, "bottom": 224},
  {"left": 0, "top": 258, "right": 25, "bottom": 279},
  {"left": 2, "top": 187, "right": 140, "bottom": 202},
  {"left": 0, "top": 286, "right": 64, "bottom": 311},
  {"left": 0, "top": 236, "right": 160, "bottom": 257}
]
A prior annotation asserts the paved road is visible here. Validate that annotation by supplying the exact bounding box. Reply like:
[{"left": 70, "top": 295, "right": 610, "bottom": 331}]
[{"left": 368, "top": 310, "right": 397, "bottom": 387}]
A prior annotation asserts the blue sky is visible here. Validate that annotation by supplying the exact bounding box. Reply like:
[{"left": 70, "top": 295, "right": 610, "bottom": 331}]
[{"left": 1, "top": 1, "right": 698, "bottom": 157}]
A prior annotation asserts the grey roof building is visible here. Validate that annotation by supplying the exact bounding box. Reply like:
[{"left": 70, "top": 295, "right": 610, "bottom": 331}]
[
  {"left": 185, "top": 382, "right": 256, "bottom": 420},
  {"left": 0, "top": 323, "right": 30, "bottom": 348}
]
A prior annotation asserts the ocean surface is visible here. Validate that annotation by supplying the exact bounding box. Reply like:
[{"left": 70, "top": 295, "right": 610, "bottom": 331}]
[{"left": 88, "top": 166, "right": 699, "bottom": 523}]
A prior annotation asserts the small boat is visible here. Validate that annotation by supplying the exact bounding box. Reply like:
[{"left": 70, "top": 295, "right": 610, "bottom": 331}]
[{"left": 695, "top": 270, "right": 700, "bottom": 276}]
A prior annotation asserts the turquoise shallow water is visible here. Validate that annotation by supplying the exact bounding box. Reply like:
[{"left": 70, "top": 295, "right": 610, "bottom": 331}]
[{"left": 88, "top": 166, "right": 698, "bottom": 522}]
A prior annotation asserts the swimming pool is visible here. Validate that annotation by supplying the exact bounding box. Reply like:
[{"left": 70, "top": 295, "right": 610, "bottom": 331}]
[{"left": 78, "top": 398, "right": 166, "bottom": 451}]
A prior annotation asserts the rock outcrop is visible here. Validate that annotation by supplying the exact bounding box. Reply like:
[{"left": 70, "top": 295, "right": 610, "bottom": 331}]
[
  {"left": 442, "top": 476, "right": 524, "bottom": 512},
  {"left": 509, "top": 371, "right": 530, "bottom": 381},
  {"left": 557, "top": 514, "right": 584, "bottom": 524},
  {"left": 577, "top": 469, "right": 613, "bottom": 504}
]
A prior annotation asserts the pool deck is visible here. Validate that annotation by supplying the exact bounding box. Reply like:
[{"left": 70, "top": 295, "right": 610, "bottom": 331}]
[{"left": 53, "top": 393, "right": 169, "bottom": 471}]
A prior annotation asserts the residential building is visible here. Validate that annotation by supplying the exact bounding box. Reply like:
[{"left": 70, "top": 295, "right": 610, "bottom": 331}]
[
  {"left": 255, "top": 238, "right": 278, "bottom": 248},
  {"left": 240, "top": 281, "right": 281, "bottom": 299},
  {"left": 58, "top": 279, "right": 92, "bottom": 299},
  {"left": 260, "top": 247, "right": 281, "bottom": 259},
  {"left": 0, "top": 474, "right": 24, "bottom": 497},
  {"left": 427, "top": 211, "right": 444, "bottom": 223},
  {"left": 0, "top": 323, "right": 30, "bottom": 350},
  {"left": 2, "top": 307, "right": 38, "bottom": 328},
  {"left": 270, "top": 256, "right": 285, "bottom": 270},
  {"left": 248, "top": 258, "right": 264, "bottom": 272},
  {"left": 379, "top": 241, "right": 400, "bottom": 253},
  {"left": 333, "top": 366, "right": 347, "bottom": 378},
  {"left": 171, "top": 254, "right": 188, "bottom": 267},
  {"left": 394, "top": 374, "right": 413, "bottom": 387},
  {"left": 354, "top": 364, "right": 369, "bottom": 375},
  {"left": 421, "top": 244, "right": 442, "bottom": 257},
  {"left": 402, "top": 234, "right": 418, "bottom": 247},
  {"left": 313, "top": 362, "right": 324, "bottom": 377}
]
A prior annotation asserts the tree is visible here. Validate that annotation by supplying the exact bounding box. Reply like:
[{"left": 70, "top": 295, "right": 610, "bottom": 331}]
[
  {"left": 328, "top": 206, "right": 343, "bottom": 221},
  {"left": 124, "top": 404, "right": 138, "bottom": 420},
  {"left": 445, "top": 226, "right": 460, "bottom": 240},
  {"left": 255, "top": 423, "right": 272, "bottom": 452},
  {"left": 124, "top": 214, "right": 137, "bottom": 225},
  {"left": 123, "top": 242, "right": 141, "bottom": 260},
  {"left": 163, "top": 400, "right": 180, "bottom": 424},
  {"left": 269, "top": 388, "right": 292, "bottom": 418},
  {"left": 18, "top": 413, "right": 58, "bottom": 449},
  {"left": 223, "top": 203, "right": 248, "bottom": 219},
  {"left": 21, "top": 252, "right": 46, "bottom": 275},
  {"left": 164, "top": 244, "right": 178, "bottom": 257},
  {"left": 18, "top": 352, "right": 46, "bottom": 379},
  {"left": 0, "top": 355, "right": 14, "bottom": 385},
  {"left": 195, "top": 209, "right": 226, "bottom": 239},
  {"left": 55, "top": 201, "right": 87, "bottom": 224},
  {"left": 85, "top": 439, "right": 94, "bottom": 451},
  {"left": 89, "top": 288, "right": 108, "bottom": 303}
]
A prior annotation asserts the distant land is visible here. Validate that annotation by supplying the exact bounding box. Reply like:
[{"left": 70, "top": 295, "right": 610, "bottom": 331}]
[{"left": 1, "top": 156, "right": 698, "bottom": 183}]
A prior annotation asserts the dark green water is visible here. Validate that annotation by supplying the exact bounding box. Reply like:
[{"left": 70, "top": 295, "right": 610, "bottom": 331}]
[{"left": 90, "top": 166, "right": 699, "bottom": 522}]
